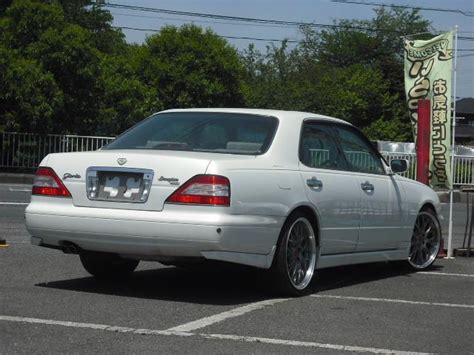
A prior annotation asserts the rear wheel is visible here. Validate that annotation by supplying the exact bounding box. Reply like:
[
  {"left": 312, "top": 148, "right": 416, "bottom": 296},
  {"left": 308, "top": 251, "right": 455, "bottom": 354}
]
[
  {"left": 269, "top": 212, "right": 318, "bottom": 296},
  {"left": 407, "top": 210, "right": 441, "bottom": 269},
  {"left": 80, "top": 252, "right": 139, "bottom": 279}
]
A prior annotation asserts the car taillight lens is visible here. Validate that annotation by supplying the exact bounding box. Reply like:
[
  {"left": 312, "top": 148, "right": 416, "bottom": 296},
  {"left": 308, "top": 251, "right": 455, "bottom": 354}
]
[
  {"left": 32, "top": 167, "right": 71, "bottom": 197},
  {"left": 166, "top": 175, "right": 230, "bottom": 206}
]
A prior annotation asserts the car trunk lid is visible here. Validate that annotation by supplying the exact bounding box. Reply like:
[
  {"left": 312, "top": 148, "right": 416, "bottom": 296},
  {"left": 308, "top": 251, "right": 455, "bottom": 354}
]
[{"left": 44, "top": 150, "right": 213, "bottom": 211}]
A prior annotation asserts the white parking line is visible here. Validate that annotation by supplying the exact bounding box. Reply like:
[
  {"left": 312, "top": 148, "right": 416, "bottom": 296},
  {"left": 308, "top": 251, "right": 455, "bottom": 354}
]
[
  {"left": 418, "top": 271, "right": 474, "bottom": 278},
  {"left": 0, "top": 202, "right": 28, "bottom": 205},
  {"left": 202, "top": 333, "right": 431, "bottom": 354},
  {"left": 167, "top": 298, "right": 289, "bottom": 332},
  {"left": 0, "top": 315, "right": 185, "bottom": 336},
  {"left": 311, "top": 295, "right": 474, "bottom": 309},
  {"left": 0, "top": 315, "right": 431, "bottom": 354}
]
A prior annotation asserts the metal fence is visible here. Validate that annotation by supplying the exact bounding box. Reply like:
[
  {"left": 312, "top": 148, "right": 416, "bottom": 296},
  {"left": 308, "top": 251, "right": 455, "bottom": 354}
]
[
  {"left": 0, "top": 132, "right": 114, "bottom": 169},
  {"left": 1, "top": 132, "right": 473, "bottom": 187},
  {"left": 382, "top": 152, "right": 474, "bottom": 187}
]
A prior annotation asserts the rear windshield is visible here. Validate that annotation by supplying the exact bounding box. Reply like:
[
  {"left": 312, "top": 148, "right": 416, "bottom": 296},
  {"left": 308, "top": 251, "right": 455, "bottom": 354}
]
[{"left": 104, "top": 112, "right": 279, "bottom": 155}]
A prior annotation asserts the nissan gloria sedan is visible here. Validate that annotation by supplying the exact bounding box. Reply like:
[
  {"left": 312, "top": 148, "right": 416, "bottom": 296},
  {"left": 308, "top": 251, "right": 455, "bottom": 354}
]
[{"left": 26, "top": 109, "right": 442, "bottom": 296}]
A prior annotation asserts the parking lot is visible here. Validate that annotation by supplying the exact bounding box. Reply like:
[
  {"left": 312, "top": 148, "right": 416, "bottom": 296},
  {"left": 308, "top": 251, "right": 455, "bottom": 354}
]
[{"left": 1, "top": 182, "right": 473, "bottom": 354}]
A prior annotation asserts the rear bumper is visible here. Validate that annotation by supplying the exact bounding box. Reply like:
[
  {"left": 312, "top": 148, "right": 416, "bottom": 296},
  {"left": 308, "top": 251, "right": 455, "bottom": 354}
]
[{"left": 25, "top": 197, "right": 283, "bottom": 268}]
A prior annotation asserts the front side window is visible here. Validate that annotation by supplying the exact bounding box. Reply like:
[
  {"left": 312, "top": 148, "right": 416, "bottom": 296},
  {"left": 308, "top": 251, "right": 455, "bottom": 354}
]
[
  {"left": 334, "top": 125, "right": 385, "bottom": 175},
  {"left": 104, "top": 112, "right": 278, "bottom": 155},
  {"left": 299, "top": 122, "right": 345, "bottom": 170}
]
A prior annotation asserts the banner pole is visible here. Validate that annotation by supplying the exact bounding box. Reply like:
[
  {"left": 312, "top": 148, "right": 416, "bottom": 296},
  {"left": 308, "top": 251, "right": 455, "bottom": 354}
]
[{"left": 447, "top": 25, "right": 459, "bottom": 259}]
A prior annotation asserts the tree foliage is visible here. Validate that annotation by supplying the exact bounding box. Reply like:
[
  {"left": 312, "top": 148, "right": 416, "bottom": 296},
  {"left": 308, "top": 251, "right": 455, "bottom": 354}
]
[
  {"left": 0, "top": 45, "right": 62, "bottom": 133},
  {"left": 97, "top": 54, "right": 162, "bottom": 135},
  {"left": 0, "top": 0, "right": 146, "bottom": 134},
  {"left": 135, "top": 25, "right": 245, "bottom": 109}
]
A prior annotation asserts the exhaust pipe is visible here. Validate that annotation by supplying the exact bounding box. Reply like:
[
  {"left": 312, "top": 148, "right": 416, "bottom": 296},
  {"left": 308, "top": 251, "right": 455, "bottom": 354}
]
[{"left": 61, "top": 242, "right": 80, "bottom": 254}]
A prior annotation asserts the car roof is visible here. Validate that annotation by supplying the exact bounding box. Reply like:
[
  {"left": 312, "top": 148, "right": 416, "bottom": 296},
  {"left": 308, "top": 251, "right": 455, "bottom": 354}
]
[{"left": 158, "top": 108, "right": 352, "bottom": 126}]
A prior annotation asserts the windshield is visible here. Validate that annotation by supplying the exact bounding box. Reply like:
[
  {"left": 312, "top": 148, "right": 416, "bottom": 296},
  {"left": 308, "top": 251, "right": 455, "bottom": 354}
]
[{"left": 104, "top": 112, "right": 278, "bottom": 155}]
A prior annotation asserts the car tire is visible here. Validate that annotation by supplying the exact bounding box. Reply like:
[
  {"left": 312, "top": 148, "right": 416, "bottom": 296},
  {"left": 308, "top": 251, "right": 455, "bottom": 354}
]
[
  {"left": 406, "top": 209, "right": 441, "bottom": 270},
  {"left": 269, "top": 211, "right": 318, "bottom": 296},
  {"left": 79, "top": 251, "right": 139, "bottom": 279}
]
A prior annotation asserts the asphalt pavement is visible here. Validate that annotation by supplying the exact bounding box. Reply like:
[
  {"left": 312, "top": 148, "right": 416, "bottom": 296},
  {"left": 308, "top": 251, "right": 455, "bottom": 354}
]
[{"left": 1, "top": 183, "right": 473, "bottom": 354}]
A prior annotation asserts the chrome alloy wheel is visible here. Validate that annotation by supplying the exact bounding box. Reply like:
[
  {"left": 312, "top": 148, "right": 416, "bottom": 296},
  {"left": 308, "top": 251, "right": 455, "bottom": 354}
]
[
  {"left": 285, "top": 217, "right": 317, "bottom": 290},
  {"left": 408, "top": 211, "right": 441, "bottom": 269}
]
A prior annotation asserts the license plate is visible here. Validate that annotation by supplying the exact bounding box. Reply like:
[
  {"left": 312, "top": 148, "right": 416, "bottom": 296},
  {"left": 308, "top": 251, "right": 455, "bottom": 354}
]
[{"left": 86, "top": 168, "right": 154, "bottom": 203}]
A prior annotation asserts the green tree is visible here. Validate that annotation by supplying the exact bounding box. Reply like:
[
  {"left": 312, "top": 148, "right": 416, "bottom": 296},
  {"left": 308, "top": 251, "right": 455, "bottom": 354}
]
[
  {"left": 0, "top": 45, "right": 63, "bottom": 133},
  {"left": 311, "top": 8, "right": 431, "bottom": 87},
  {"left": 57, "top": 0, "right": 126, "bottom": 54},
  {"left": 312, "top": 64, "right": 407, "bottom": 129},
  {"left": 362, "top": 117, "right": 411, "bottom": 141},
  {"left": 0, "top": 0, "right": 135, "bottom": 134},
  {"left": 97, "top": 54, "right": 162, "bottom": 135},
  {"left": 0, "top": 0, "right": 64, "bottom": 50},
  {"left": 135, "top": 24, "right": 245, "bottom": 109},
  {"left": 241, "top": 43, "right": 395, "bottom": 123},
  {"left": 0, "top": 0, "right": 13, "bottom": 15},
  {"left": 27, "top": 25, "right": 103, "bottom": 134},
  {"left": 242, "top": 42, "right": 304, "bottom": 110}
]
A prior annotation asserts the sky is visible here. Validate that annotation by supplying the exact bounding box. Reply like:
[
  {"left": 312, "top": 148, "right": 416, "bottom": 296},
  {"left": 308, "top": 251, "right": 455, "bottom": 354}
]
[{"left": 106, "top": 0, "right": 474, "bottom": 99}]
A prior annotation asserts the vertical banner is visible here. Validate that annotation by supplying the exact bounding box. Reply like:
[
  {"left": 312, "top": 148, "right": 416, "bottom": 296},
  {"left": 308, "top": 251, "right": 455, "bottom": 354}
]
[{"left": 404, "top": 32, "right": 454, "bottom": 188}]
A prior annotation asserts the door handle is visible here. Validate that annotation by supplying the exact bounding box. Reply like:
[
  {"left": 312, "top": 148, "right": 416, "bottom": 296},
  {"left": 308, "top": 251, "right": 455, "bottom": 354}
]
[
  {"left": 307, "top": 177, "right": 323, "bottom": 189},
  {"left": 361, "top": 181, "right": 374, "bottom": 192}
]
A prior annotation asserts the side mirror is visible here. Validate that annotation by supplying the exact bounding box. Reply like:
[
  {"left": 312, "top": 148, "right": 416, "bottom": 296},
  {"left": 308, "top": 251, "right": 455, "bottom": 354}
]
[{"left": 390, "top": 159, "right": 408, "bottom": 174}]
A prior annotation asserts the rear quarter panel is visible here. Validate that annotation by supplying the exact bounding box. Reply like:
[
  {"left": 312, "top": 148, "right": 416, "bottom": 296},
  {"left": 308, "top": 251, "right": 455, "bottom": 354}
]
[{"left": 206, "top": 157, "right": 306, "bottom": 219}]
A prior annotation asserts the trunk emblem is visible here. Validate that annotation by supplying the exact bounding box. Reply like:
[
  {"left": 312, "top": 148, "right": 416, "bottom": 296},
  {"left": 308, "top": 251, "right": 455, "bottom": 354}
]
[
  {"left": 159, "top": 176, "right": 180, "bottom": 185},
  {"left": 63, "top": 173, "right": 81, "bottom": 180},
  {"left": 117, "top": 158, "right": 127, "bottom": 165}
]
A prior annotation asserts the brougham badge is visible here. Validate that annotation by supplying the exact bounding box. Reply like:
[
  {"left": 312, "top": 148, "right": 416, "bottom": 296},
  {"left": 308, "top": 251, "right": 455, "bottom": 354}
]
[
  {"left": 63, "top": 173, "right": 81, "bottom": 180},
  {"left": 117, "top": 158, "right": 127, "bottom": 165},
  {"left": 159, "top": 176, "right": 180, "bottom": 185}
]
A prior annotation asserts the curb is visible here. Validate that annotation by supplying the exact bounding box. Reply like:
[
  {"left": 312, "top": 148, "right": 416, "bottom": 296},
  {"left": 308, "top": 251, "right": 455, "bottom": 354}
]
[{"left": 0, "top": 173, "right": 35, "bottom": 184}]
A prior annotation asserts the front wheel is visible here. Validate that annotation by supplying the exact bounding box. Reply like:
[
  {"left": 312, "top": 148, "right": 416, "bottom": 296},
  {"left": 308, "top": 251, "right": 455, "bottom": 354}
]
[
  {"left": 80, "top": 252, "right": 139, "bottom": 279},
  {"left": 408, "top": 210, "right": 441, "bottom": 269},
  {"left": 269, "top": 212, "right": 318, "bottom": 296}
]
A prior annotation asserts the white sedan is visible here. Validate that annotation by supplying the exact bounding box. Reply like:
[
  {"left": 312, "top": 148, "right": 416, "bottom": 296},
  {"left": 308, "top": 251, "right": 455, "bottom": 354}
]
[{"left": 25, "top": 109, "right": 442, "bottom": 295}]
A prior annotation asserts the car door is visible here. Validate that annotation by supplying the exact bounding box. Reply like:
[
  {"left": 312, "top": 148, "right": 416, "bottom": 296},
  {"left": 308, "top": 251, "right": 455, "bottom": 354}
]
[
  {"left": 299, "top": 121, "right": 361, "bottom": 255},
  {"left": 333, "top": 124, "right": 405, "bottom": 251}
]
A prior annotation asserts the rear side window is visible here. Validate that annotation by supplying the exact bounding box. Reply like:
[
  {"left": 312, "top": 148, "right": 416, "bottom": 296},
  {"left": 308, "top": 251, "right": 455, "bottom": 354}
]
[
  {"left": 299, "top": 122, "right": 345, "bottom": 170},
  {"left": 334, "top": 125, "right": 385, "bottom": 175},
  {"left": 104, "top": 112, "right": 278, "bottom": 155}
]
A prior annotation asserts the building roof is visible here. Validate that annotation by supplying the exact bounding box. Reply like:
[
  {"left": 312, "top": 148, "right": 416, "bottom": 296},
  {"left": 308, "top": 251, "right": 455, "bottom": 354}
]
[{"left": 457, "top": 98, "right": 474, "bottom": 114}]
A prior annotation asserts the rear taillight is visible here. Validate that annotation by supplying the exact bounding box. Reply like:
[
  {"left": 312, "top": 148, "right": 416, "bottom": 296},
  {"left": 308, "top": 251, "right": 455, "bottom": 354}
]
[
  {"left": 166, "top": 175, "right": 230, "bottom": 206},
  {"left": 32, "top": 167, "right": 71, "bottom": 197}
]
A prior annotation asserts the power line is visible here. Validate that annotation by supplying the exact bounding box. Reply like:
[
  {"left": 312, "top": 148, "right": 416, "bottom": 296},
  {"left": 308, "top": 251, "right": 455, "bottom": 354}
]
[
  {"left": 114, "top": 26, "right": 300, "bottom": 43},
  {"left": 116, "top": 25, "right": 474, "bottom": 50},
  {"left": 110, "top": 11, "right": 297, "bottom": 29},
  {"left": 103, "top": 2, "right": 474, "bottom": 42},
  {"left": 103, "top": 2, "right": 399, "bottom": 33},
  {"left": 331, "top": 0, "right": 474, "bottom": 17}
]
